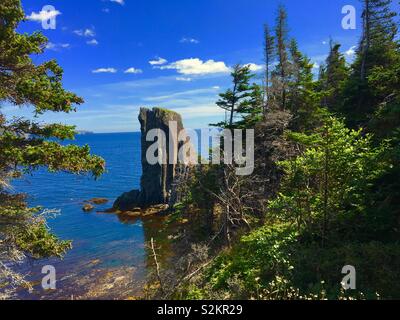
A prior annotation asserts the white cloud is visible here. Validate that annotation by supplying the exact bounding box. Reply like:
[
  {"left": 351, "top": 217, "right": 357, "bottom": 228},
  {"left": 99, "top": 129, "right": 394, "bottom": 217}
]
[
  {"left": 6, "top": 75, "right": 227, "bottom": 132},
  {"left": 246, "top": 63, "right": 263, "bottom": 72},
  {"left": 46, "top": 42, "right": 70, "bottom": 51},
  {"left": 180, "top": 37, "right": 200, "bottom": 44},
  {"left": 45, "top": 42, "right": 56, "bottom": 50},
  {"left": 346, "top": 45, "right": 357, "bottom": 57},
  {"left": 74, "top": 28, "right": 96, "bottom": 37},
  {"left": 212, "top": 86, "right": 220, "bottom": 90},
  {"left": 143, "top": 88, "right": 219, "bottom": 102},
  {"left": 160, "top": 58, "right": 230, "bottom": 75},
  {"left": 322, "top": 41, "right": 328, "bottom": 45},
  {"left": 176, "top": 77, "right": 192, "bottom": 82},
  {"left": 92, "top": 68, "right": 117, "bottom": 74},
  {"left": 86, "top": 39, "right": 99, "bottom": 46},
  {"left": 171, "top": 105, "right": 225, "bottom": 119},
  {"left": 26, "top": 9, "right": 61, "bottom": 22},
  {"left": 149, "top": 57, "right": 168, "bottom": 66},
  {"left": 110, "top": 0, "right": 125, "bottom": 5},
  {"left": 124, "top": 67, "right": 143, "bottom": 74}
]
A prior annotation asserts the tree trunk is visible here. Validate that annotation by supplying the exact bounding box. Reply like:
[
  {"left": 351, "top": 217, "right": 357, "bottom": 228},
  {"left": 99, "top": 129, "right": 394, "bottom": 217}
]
[
  {"left": 322, "top": 125, "right": 329, "bottom": 247},
  {"left": 360, "top": 0, "right": 370, "bottom": 82}
]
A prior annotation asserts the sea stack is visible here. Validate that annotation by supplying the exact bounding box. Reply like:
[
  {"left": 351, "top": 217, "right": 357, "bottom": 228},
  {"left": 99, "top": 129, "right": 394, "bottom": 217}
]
[{"left": 113, "top": 107, "right": 185, "bottom": 211}]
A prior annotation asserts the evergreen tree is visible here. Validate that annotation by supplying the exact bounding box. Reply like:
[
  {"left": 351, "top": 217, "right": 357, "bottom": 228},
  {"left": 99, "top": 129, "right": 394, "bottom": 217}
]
[
  {"left": 342, "top": 0, "right": 398, "bottom": 126},
  {"left": 263, "top": 24, "right": 275, "bottom": 113},
  {"left": 287, "top": 39, "right": 322, "bottom": 132},
  {"left": 0, "top": 0, "right": 105, "bottom": 296},
  {"left": 181, "top": 3, "right": 400, "bottom": 301},
  {"left": 269, "top": 117, "right": 388, "bottom": 243},
  {"left": 235, "top": 83, "right": 264, "bottom": 129},
  {"left": 272, "top": 5, "right": 290, "bottom": 110},
  {"left": 359, "top": 0, "right": 398, "bottom": 81},
  {"left": 212, "top": 64, "right": 254, "bottom": 128},
  {"left": 367, "top": 50, "right": 400, "bottom": 137},
  {"left": 321, "top": 41, "right": 349, "bottom": 113}
]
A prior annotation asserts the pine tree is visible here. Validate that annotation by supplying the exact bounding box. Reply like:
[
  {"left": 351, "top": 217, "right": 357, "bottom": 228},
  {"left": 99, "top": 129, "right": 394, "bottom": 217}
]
[
  {"left": 287, "top": 39, "right": 322, "bottom": 132},
  {"left": 264, "top": 24, "right": 275, "bottom": 113},
  {"left": 235, "top": 83, "right": 264, "bottom": 129},
  {"left": 272, "top": 5, "right": 290, "bottom": 110},
  {"left": 269, "top": 117, "right": 388, "bottom": 242},
  {"left": 321, "top": 41, "right": 349, "bottom": 113},
  {"left": 359, "top": 0, "right": 398, "bottom": 81},
  {"left": 0, "top": 0, "right": 105, "bottom": 295},
  {"left": 342, "top": 0, "right": 398, "bottom": 126},
  {"left": 212, "top": 64, "right": 254, "bottom": 128}
]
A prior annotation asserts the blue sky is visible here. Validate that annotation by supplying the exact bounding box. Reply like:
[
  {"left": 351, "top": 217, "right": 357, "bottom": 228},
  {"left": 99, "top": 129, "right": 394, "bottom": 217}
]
[{"left": 3, "top": 0, "right": 383, "bottom": 132}]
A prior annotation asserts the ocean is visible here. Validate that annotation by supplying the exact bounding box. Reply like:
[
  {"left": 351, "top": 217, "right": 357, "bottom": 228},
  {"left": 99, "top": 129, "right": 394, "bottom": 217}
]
[{"left": 11, "top": 132, "right": 164, "bottom": 299}]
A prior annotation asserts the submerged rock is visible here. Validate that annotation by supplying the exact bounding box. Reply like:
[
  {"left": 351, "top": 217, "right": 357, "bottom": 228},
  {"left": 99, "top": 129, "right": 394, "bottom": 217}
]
[
  {"left": 120, "top": 211, "right": 142, "bottom": 218},
  {"left": 88, "top": 198, "right": 109, "bottom": 205},
  {"left": 82, "top": 203, "right": 95, "bottom": 212},
  {"left": 118, "top": 204, "right": 169, "bottom": 219},
  {"left": 113, "top": 107, "right": 187, "bottom": 211}
]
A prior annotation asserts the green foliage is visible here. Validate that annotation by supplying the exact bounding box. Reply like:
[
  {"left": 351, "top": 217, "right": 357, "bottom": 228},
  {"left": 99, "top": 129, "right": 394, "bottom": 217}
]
[
  {"left": 182, "top": 165, "right": 220, "bottom": 209},
  {"left": 0, "top": 0, "right": 105, "bottom": 180},
  {"left": 0, "top": 0, "right": 105, "bottom": 293},
  {"left": 269, "top": 117, "right": 389, "bottom": 242},
  {"left": 0, "top": 196, "right": 71, "bottom": 259},
  {"left": 367, "top": 53, "right": 400, "bottom": 137},
  {"left": 272, "top": 5, "right": 290, "bottom": 111},
  {"left": 287, "top": 39, "right": 325, "bottom": 132},
  {"left": 291, "top": 241, "right": 400, "bottom": 299},
  {"left": 181, "top": 1, "right": 400, "bottom": 301},
  {"left": 11, "top": 209, "right": 72, "bottom": 259},
  {"left": 186, "top": 115, "right": 399, "bottom": 299},
  {"left": 235, "top": 83, "right": 264, "bottom": 128},
  {"left": 203, "top": 224, "right": 297, "bottom": 298},
  {"left": 0, "top": 0, "right": 83, "bottom": 113},
  {"left": 190, "top": 222, "right": 400, "bottom": 300},
  {"left": 340, "top": 0, "right": 399, "bottom": 126},
  {"left": 319, "top": 42, "right": 349, "bottom": 113},
  {"left": 211, "top": 64, "right": 260, "bottom": 128}
]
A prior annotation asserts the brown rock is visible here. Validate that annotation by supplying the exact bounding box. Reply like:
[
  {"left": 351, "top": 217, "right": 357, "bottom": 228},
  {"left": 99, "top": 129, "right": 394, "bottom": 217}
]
[
  {"left": 89, "top": 198, "right": 109, "bottom": 205},
  {"left": 83, "top": 203, "right": 95, "bottom": 212},
  {"left": 120, "top": 211, "right": 142, "bottom": 218}
]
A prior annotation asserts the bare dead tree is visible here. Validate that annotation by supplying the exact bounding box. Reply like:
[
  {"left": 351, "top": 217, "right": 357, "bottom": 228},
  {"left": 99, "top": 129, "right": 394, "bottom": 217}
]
[
  {"left": 150, "top": 237, "right": 164, "bottom": 295},
  {"left": 264, "top": 24, "right": 275, "bottom": 115},
  {"left": 197, "top": 164, "right": 254, "bottom": 246}
]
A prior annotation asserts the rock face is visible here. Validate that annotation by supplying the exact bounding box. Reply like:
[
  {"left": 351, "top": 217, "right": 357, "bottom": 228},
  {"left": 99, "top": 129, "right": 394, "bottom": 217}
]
[{"left": 113, "top": 107, "right": 185, "bottom": 211}]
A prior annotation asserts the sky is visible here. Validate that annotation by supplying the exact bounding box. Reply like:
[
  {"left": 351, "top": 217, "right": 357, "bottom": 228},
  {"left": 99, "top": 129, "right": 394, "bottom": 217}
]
[{"left": 3, "top": 0, "right": 385, "bottom": 132}]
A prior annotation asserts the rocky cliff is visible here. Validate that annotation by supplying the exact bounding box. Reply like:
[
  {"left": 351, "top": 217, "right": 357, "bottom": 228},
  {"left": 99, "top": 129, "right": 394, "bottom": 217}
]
[{"left": 113, "top": 107, "right": 185, "bottom": 211}]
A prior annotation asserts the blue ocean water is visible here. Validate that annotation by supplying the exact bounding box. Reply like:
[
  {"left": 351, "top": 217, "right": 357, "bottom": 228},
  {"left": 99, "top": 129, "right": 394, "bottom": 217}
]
[{"left": 12, "top": 132, "right": 153, "bottom": 298}]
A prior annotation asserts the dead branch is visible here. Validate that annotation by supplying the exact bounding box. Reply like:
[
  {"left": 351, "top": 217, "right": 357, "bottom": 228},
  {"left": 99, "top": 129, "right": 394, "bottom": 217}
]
[
  {"left": 182, "top": 260, "right": 212, "bottom": 282},
  {"left": 150, "top": 237, "right": 164, "bottom": 294}
]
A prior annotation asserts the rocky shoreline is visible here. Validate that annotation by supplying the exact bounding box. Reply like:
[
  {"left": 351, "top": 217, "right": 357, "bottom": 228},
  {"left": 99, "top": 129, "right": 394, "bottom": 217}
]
[{"left": 99, "top": 204, "right": 170, "bottom": 219}]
